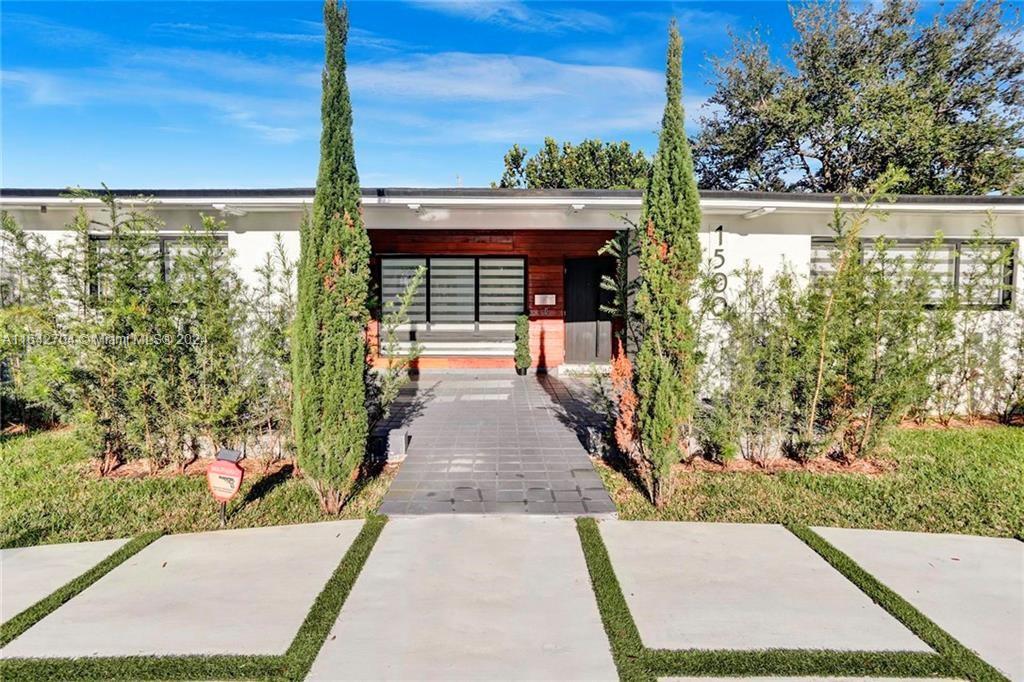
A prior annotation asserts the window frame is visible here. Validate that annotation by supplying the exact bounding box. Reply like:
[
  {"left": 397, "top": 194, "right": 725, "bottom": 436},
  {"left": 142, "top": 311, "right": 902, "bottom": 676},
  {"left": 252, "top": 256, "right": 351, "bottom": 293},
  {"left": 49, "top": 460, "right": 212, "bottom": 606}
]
[
  {"left": 88, "top": 233, "right": 229, "bottom": 296},
  {"left": 378, "top": 254, "right": 528, "bottom": 324},
  {"left": 810, "top": 236, "right": 1016, "bottom": 310}
]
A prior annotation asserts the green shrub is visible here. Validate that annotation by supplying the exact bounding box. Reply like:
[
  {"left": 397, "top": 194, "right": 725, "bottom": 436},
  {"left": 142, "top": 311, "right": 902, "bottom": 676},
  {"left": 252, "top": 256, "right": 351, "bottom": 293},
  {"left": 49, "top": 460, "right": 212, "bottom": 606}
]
[
  {"left": 249, "top": 234, "right": 297, "bottom": 461},
  {"left": 1, "top": 192, "right": 298, "bottom": 474},
  {"left": 514, "top": 314, "right": 531, "bottom": 371},
  {"left": 698, "top": 267, "right": 799, "bottom": 464},
  {"left": 633, "top": 22, "right": 702, "bottom": 505},
  {"left": 170, "top": 216, "right": 250, "bottom": 465},
  {"left": 693, "top": 174, "right": 1022, "bottom": 464},
  {"left": 292, "top": 0, "right": 371, "bottom": 514},
  {"left": 370, "top": 265, "right": 425, "bottom": 427}
]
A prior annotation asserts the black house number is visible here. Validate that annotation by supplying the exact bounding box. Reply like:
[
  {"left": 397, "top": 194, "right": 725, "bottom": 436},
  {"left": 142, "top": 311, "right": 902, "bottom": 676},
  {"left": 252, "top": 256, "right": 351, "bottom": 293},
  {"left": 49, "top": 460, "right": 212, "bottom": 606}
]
[{"left": 710, "top": 225, "right": 727, "bottom": 316}]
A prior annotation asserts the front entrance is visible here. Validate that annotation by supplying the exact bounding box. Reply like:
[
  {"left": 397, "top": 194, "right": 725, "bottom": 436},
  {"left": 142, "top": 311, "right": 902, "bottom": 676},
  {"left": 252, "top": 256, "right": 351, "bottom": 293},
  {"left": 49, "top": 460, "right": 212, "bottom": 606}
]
[{"left": 564, "top": 257, "right": 614, "bottom": 364}]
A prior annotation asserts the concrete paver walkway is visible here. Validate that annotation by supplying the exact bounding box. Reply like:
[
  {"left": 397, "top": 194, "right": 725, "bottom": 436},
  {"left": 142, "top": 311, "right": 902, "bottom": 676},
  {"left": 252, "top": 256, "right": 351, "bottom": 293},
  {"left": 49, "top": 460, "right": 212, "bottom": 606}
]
[
  {"left": 1, "top": 538, "right": 127, "bottom": 625},
  {"left": 816, "top": 526, "right": 1024, "bottom": 682},
  {"left": 378, "top": 373, "right": 615, "bottom": 515},
  {"left": 600, "top": 521, "right": 929, "bottom": 652},
  {"left": 3, "top": 519, "right": 1017, "bottom": 681},
  {"left": 3, "top": 522, "right": 363, "bottom": 658},
  {"left": 307, "top": 515, "right": 618, "bottom": 681}
]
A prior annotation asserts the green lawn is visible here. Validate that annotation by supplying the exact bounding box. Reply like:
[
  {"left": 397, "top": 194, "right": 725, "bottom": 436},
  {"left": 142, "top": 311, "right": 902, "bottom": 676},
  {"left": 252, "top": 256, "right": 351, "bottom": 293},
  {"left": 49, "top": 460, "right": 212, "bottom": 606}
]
[
  {"left": 597, "top": 426, "right": 1024, "bottom": 539},
  {"left": 0, "top": 428, "right": 393, "bottom": 548}
]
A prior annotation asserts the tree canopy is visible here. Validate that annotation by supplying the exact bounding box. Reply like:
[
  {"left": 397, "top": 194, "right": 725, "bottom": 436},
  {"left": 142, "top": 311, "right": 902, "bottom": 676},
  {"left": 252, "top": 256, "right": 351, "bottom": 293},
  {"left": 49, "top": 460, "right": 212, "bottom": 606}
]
[
  {"left": 496, "top": 137, "right": 652, "bottom": 190},
  {"left": 695, "top": 0, "right": 1024, "bottom": 195}
]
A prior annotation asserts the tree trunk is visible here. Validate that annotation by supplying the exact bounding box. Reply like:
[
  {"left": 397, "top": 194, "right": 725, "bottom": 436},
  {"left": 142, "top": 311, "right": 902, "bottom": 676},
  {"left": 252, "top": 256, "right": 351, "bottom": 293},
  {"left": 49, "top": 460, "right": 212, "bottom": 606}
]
[{"left": 99, "top": 446, "right": 121, "bottom": 477}]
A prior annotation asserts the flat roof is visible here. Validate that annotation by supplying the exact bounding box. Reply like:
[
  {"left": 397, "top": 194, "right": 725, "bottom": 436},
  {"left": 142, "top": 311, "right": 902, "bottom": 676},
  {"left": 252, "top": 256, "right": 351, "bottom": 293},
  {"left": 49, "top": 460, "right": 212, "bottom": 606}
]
[{"left": 2, "top": 187, "right": 1023, "bottom": 206}]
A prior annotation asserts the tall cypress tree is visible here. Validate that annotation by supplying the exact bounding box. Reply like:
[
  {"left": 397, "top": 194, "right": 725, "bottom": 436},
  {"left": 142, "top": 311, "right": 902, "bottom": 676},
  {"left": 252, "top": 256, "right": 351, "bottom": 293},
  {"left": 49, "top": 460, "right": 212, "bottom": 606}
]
[
  {"left": 292, "top": 0, "right": 371, "bottom": 514},
  {"left": 634, "top": 21, "right": 701, "bottom": 506}
]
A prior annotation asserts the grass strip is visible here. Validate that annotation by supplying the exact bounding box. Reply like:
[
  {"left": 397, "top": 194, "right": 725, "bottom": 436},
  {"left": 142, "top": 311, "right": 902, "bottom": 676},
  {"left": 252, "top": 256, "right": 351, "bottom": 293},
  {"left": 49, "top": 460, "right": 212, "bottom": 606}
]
[
  {"left": 0, "top": 655, "right": 280, "bottom": 681},
  {"left": 788, "top": 523, "right": 1009, "bottom": 682},
  {"left": 279, "top": 513, "right": 387, "bottom": 679},
  {"left": 576, "top": 517, "right": 653, "bottom": 682},
  {"left": 645, "top": 648, "right": 951, "bottom": 678},
  {"left": 0, "top": 532, "right": 162, "bottom": 648},
  {"left": 0, "top": 516, "right": 388, "bottom": 681}
]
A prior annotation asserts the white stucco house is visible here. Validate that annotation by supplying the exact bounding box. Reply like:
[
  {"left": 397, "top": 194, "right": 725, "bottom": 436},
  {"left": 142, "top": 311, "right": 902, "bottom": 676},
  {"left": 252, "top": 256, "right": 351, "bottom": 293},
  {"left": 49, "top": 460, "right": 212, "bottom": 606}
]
[{"left": 2, "top": 187, "right": 1021, "bottom": 371}]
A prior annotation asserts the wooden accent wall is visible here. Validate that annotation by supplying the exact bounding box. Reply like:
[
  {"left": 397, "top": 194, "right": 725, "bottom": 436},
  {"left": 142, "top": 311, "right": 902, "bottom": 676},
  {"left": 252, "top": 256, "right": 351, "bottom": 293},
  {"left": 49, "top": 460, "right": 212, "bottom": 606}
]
[{"left": 368, "top": 229, "right": 614, "bottom": 369}]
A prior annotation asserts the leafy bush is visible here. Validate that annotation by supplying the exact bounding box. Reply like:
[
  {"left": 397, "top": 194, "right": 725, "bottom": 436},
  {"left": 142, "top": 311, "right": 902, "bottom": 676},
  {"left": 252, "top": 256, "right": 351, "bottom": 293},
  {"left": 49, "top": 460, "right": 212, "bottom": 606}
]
[
  {"left": 0, "top": 191, "right": 298, "bottom": 476},
  {"left": 514, "top": 314, "right": 531, "bottom": 371},
  {"left": 695, "top": 181, "right": 1021, "bottom": 463},
  {"left": 698, "top": 267, "right": 800, "bottom": 464},
  {"left": 368, "top": 265, "right": 425, "bottom": 429},
  {"left": 914, "top": 229, "right": 1019, "bottom": 424},
  {"left": 249, "top": 234, "right": 297, "bottom": 462}
]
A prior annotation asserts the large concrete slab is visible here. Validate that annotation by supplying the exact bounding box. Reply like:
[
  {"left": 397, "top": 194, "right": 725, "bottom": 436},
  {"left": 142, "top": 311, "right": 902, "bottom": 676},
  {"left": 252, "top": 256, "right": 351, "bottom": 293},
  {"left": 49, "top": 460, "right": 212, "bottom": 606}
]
[
  {"left": 815, "top": 526, "right": 1024, "bottom": 681},
  {"left": 600, "top": 521, "right": 929, "bottom": 652},
  {"left": 3, "top": 521, "right": 363, "bottom": 658},
  {"left": 1, "top": 538, "right": 128, "bottom": 625},
  {"left": 307, "top": 515, "right": 617, "bottom": 681}
]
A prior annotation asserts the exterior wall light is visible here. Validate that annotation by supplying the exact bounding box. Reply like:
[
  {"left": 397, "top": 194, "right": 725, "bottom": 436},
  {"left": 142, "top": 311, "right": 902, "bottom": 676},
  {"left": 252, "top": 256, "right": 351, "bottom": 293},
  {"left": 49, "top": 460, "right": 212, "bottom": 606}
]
[
  {"left": 212, "top": 203, "right": 247, "bottom": 217},
  {"left": 743, "top": 207, "right": 776, "bottom": 220}
]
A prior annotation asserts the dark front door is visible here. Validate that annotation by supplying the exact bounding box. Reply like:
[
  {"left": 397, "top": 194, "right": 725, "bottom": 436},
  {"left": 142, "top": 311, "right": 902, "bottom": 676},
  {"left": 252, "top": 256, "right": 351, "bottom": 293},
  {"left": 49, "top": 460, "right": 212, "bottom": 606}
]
[{"left": 564, "top": 257, "right": 614, "bottom": 364}]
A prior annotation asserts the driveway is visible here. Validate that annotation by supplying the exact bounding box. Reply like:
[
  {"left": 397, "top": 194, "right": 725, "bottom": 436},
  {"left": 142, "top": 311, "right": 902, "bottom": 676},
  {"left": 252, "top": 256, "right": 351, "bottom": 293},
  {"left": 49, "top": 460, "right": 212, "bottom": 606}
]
[{"left": 376, "top": 372, "right": 616, "bottom": 515}]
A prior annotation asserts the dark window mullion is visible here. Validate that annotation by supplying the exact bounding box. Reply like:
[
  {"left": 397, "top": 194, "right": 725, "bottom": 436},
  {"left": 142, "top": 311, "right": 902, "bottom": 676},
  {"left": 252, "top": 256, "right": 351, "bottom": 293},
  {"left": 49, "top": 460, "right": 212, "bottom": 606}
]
[
  {"left": 1004, "top": 246, "right": 1016, "bottom": 307},
  {"left": 474, "top": 257, "right": 481, "bottom": 323},
  {"left": 160, "top": 237, "right": 168, "bottom": 282},
  {"left": 953, "top": 241, "right": 962, "bottom": 301},
  {"left": 425, "top": 257, "right": 431, "bottom": 324}
]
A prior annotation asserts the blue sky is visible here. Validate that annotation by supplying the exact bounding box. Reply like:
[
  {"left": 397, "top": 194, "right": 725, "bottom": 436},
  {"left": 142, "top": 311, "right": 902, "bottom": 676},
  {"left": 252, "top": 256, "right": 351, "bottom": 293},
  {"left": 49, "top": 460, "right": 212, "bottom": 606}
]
[{"left": 4, "top": 2, "right": 840, "bottom": 188}]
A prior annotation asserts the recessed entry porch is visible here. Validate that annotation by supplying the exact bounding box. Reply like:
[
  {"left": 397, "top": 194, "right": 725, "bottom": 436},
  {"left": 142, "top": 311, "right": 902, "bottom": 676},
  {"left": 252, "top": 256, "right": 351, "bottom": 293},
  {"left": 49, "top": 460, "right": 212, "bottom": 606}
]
[
  {"left": 376, "top": 373, "right": 616, "bottom": 516},
  {"left": 369, "top": 229, "right": 618, "bottom": 369}
]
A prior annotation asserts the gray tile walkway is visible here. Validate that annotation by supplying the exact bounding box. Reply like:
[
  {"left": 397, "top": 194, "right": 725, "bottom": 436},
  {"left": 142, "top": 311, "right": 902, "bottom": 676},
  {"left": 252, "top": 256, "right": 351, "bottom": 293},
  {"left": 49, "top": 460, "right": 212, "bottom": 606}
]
[{"left": 377, "top": 372, "right": 616, "bottom": 515}]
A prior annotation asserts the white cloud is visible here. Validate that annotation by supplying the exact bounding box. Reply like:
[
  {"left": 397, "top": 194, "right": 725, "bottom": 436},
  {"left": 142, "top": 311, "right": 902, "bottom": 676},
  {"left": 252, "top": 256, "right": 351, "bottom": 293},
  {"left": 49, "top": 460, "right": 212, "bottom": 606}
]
[
  {"left": 222, "top": 111, "right": 302, "bottom": 144},
  {"left": 408, "top": 0, "right": 613, "bottom": 33},
  {"left": 5, "top": 11, "right": 712, "bottom": 155},
  {"left": 350, "top": 52, "right": 660, "bottom": 102},
  {"left": 2, "top": 66, "right": 315, "bottom": 144},
  {"left": 348, "top": 53, "right": 710, "bottom": 145},
  {"left": 122, "top": 48, "right": 320, "bottom": 88},
  {"left": 149, "top": 21, "right": 323, "bottom": 45},
  {"left": 0, "top": 70, "right": 76, "bottom": 105}
]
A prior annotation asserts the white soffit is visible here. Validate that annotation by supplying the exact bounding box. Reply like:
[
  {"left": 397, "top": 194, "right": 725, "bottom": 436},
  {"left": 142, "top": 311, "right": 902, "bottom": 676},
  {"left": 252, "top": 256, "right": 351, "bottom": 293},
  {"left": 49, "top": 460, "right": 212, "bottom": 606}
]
[{"left": 2, "top": 193, "right": 1022, "bottom": 218}]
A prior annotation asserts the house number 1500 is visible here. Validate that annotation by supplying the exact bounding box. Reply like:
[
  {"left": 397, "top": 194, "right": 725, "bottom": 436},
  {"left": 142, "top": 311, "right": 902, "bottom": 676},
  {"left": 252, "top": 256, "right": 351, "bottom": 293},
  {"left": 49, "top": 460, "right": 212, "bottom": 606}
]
[{"left": 710, "top": 225, "right": 727, "bottom": 316}]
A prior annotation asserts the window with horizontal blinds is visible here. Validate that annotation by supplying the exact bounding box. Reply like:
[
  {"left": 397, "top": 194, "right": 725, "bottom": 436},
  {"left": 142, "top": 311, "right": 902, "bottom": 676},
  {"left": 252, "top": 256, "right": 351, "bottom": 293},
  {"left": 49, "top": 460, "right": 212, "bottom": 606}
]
[
  {"left": 380, "top": 258, "right": 426, "bottom": 322},
  {"left": 810, "top": 237, "right": 1014, "bottom": 309},
  {"left": 379, "top": 256, "right": 526, "bottom": 323},
  {"left": 959, "top": 244, "right": 1014, "bottom": 308},
  {"left": 429, "top": 257, "right": 477, "bottom": 322},
  {"left": 479, "top": 258, "right": 526, "bottom": 322}
]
